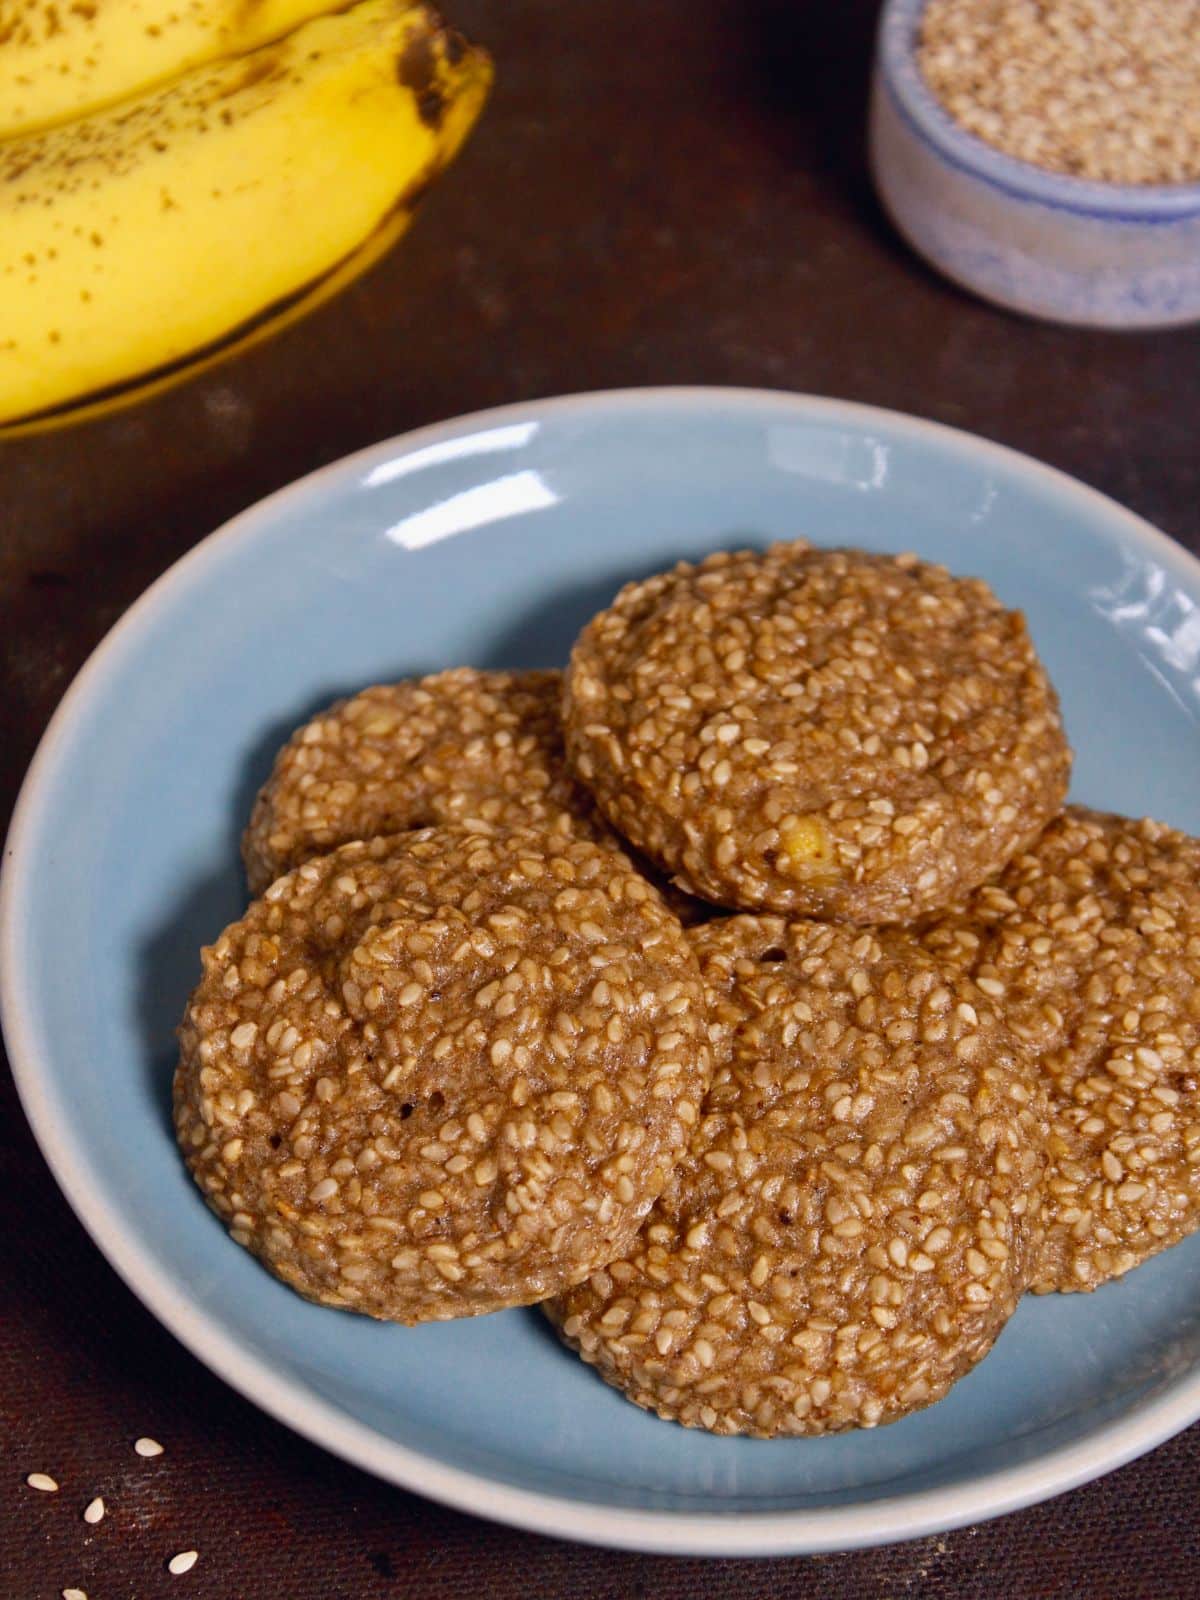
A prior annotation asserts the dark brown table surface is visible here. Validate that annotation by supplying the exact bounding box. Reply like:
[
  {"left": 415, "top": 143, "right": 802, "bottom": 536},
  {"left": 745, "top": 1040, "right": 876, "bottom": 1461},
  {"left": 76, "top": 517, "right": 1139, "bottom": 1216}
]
[{"left": 5, "top": 2, "right": 1200, "bottom": 1596}]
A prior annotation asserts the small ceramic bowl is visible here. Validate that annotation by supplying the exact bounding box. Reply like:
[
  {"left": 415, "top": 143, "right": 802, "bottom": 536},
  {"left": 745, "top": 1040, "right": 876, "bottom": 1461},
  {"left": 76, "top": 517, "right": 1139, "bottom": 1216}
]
[{"left": 870, "top": 0, "right": 1200, "bottom": 328}]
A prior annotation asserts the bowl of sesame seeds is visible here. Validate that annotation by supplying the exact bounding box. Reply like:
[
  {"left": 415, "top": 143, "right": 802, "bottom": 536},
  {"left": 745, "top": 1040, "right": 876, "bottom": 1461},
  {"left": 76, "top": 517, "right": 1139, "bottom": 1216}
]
[
  {"left": 7, "top": 388, "right": 1200, "bottom": 1555},
  {"left": 871, "top": 0, "right": 1200, "bottom": 327}
]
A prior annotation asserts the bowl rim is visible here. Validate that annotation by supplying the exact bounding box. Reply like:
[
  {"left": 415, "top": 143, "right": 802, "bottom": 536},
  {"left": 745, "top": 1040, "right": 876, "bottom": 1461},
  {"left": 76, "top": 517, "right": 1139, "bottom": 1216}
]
[
  {"left": 7, "top": 385, "right": 1200, "bottom": 1558},
  {"left": 877, "top": 0, "right": 1200, "bottom": 220}
]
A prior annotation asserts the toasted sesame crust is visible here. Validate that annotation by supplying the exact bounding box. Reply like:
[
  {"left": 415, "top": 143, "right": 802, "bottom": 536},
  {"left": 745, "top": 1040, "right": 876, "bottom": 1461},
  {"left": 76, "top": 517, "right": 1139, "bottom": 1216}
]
[
  {"left": 243, "top": 668, "right": 596, "bottom": 895},
  {"left": 922, "top": 807, "right": 1200, "bottom": 1293},
  {"left": 175, "top": 824, "right": 712, "bottom": 1324},
  {"left": 547, "top": 916, "right": 1045, "bottom": 1436},
  {"left": 564, "top": 543, "right": 1071, "bottom": 922},
  {"left": 241, "top": 665, "right": 722, "bottom": 929}
]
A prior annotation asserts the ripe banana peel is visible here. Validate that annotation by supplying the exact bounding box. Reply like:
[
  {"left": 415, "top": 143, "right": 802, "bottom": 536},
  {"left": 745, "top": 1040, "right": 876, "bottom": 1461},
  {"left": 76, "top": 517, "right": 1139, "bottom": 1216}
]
[
  {"left": 0, "top": 0, "right": 491, "bottom": 435},
  {"left": 0, "top": 0, "right": 341, "bottom": 138}
]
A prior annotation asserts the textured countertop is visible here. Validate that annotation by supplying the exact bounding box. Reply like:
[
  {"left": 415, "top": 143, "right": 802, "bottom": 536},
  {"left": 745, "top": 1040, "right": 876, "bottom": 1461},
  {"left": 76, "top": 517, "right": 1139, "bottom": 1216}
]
[{"left": 4, "top": 2, "right": 1200, "bottom": 1595}]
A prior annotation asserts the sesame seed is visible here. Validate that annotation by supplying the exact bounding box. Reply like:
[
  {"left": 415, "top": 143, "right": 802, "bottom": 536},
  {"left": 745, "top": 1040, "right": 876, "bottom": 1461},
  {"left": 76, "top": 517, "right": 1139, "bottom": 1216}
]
[
  {"left": 178, "top": 822, "right": 713, "bottom": 1324},
  {"left": 563, "top": 543, "right": 1067, "bottom": 921},
  {"left": 922, "top": 806, "right": 1200, "bottom": 1292},
  {"left": 920, "top": 0, "right": 1200, "bottom": 186},
  {"left": 134, "top": 1437, "right": 164, "bottom": 1458},
  {"left": 244, "top": 671, "right": 607, "bottom": 893},
  {"left": 168, "top": 1551, "right": 199, "bottom": 1576},
  {"left": 82, "top": 1497, "right": 105, "bottom": 1524},
  {"left": 548, "top": 915, "right": 1040, "bottom": 1436},
  {"left": 26, "top": 1473, "right": 58, "bottom": 1492}
]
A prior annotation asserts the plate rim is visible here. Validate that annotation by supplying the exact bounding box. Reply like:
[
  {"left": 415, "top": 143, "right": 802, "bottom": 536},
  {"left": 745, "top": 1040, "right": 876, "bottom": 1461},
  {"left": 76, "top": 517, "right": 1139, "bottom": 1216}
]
[{"left": 5, "top": 384, "right": 1200, "bottom": 1557}]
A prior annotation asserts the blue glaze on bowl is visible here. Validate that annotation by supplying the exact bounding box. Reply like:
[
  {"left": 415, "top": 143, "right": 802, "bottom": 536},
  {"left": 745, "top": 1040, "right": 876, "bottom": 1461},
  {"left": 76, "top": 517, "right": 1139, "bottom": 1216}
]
[
  {"left": 5, "top": 389, "right": 1200, "bottom": 1555},
  {"left": 871, "top": 0, "right": 1200, "bottom": 327}
]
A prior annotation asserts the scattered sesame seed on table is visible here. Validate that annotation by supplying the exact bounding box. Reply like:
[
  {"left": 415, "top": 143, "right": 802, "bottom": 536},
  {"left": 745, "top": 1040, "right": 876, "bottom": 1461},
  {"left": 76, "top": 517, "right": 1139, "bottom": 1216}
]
[{"left": 8, "top": 0, "right": 1200, "bottom": 1587}]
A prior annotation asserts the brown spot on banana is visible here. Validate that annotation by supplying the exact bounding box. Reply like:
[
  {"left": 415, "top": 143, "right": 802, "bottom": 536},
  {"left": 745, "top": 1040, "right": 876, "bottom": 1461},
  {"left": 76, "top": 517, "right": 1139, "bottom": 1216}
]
[
  {"left": 0, "top": 0, "right": 493, "bottom": 433},
  {"left": 395, "top": 18, "right": 449, "bottom": 128},
  {"left": 215, "top": 51, "right": 283, "bottom": 100},
  {"left": 4, "top": 200, "right": 414, "bottom": 434}
]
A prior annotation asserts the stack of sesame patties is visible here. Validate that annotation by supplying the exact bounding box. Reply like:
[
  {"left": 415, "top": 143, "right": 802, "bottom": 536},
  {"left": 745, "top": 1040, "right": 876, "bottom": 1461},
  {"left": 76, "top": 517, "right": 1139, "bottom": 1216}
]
[{"left": 175, "top": 540, "right": 1200, "bottom": 1438}]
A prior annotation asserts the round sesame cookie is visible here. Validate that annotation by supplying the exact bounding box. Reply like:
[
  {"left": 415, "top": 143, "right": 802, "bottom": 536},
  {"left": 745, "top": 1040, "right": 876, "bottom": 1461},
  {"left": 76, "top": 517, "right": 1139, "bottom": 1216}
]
[
  {"left": 921, "top": 807, "right": 1200, "bottom": 1294},
  {"left": 547, "top": 916, "right": 1045, "bottom": 1436},
  {"left": 564, "top": 543, "right": 1071, "bottom": 922},
  {"left": 243, "top": 668, "right": 596, "bottom": 895},
  {"left": 243, "top": 663, "right": 721, "bottom": 927},
  {"left": 175, "top": 823, "right": 712, "bottom": 1325}
]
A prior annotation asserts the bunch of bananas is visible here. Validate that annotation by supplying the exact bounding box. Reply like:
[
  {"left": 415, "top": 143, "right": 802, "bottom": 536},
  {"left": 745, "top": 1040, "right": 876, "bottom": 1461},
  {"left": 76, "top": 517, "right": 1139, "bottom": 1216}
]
[{"left": 0, "top": 0, "right": 491, "bottom": 434}]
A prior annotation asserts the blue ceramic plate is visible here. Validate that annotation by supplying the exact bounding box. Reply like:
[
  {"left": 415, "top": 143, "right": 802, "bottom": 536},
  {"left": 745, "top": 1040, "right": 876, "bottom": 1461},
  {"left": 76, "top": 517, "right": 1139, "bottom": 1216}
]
[{"left": 5, "top": 389, "right": 1200, "bottom": 1556}]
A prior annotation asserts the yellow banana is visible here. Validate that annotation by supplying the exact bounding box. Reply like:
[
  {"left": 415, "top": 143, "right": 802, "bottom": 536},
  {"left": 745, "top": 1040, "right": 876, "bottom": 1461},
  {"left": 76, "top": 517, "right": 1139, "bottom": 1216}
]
[
  {"left": 0, "top": 0, "right": 491, "bottom": 434},
  {"left": 0, "top": 0, "right": 342, "bottom": 137}
]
